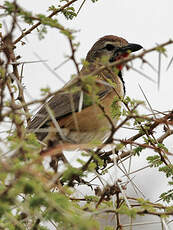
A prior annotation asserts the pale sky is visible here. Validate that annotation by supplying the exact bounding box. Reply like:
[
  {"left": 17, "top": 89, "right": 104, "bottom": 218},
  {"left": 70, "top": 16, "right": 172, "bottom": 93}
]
[{"left": 5, "top": 0, "right": 173, "bottom": 229}]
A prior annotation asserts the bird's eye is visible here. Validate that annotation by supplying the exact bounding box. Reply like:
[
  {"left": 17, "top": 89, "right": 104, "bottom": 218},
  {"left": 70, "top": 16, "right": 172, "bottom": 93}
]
[{"left": 105, "top": 44, "right": 115, "bottom": 51}]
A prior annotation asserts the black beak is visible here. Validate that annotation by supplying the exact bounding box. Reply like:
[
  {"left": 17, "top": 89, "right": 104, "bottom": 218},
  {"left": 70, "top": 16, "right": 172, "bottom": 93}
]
[
  {"left": 109, "top": 43, "right": 143, "bottom": 62},
  {"left": 122, "top": 43, "right": 143, "bottom": 53}
]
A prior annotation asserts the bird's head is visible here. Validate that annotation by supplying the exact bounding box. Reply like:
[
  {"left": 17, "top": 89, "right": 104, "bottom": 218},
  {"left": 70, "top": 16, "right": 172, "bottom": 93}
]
[{"left": 85, "top": 35, "right": 143, "bottom": 70}]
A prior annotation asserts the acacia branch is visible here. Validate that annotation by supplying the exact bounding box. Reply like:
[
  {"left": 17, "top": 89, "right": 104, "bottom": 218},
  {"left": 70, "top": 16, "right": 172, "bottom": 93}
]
[
  {"left": 13, "top": 0, "right": 77, "bottom": 45},
  {"left": 95, "top": 208, "right": 173, "bottom": 217}
]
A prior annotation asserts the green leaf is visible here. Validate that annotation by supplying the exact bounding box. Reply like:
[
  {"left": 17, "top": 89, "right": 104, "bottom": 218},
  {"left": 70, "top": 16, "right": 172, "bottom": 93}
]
[
  {"left": 111, "top": 96, "right": 121, "bottom": 119},
  {"left": 133, "top": 146, "right": 144, "bottom": 156},
  {"left": 147, "top": 155, "right": 163, "bottom": 167},
  {"left": 30, "top": 197, "right": 47, "bottom": 208},
  {"left": 157, "top": 143, "right": 168, "bottom": 152},
  {"left": 40, "top": 87, "right": 50, "bottom": 96},
  {"left": 104, "top": 227, "right": 114, "bottom": 230},
  {"left": 159, "top": 165, "right": 173, "bottom": 177},
  {"left": 117, "top": 205, "right": 137, "bottom": 218},
  {"left": 62, "top": 166, "right": 83, "bottom": 182},
  {"left": 62, "top": 7, "right": 77, "bottom": 20},
  {"left": 160, "top": 189, "right": 173, "bottom": 203}
]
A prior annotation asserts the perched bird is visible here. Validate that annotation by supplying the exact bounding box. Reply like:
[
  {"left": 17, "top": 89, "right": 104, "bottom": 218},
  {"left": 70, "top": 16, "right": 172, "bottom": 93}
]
[{"left": 28, "top": 35, "right": 142, "bottom": 147}]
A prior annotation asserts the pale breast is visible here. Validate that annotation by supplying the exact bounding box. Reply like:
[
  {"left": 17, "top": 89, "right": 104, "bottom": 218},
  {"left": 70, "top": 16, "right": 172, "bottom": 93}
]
[
  {"left": 58, "top": 79, "right": 124, "bottom": 144},
  {"left": 43, "top": 73, "right": 124, "bottom": 145}
]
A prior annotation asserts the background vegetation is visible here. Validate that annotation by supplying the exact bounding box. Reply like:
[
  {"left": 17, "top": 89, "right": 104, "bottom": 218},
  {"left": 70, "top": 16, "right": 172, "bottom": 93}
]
[{"left": 0, "top": 0, "right": 173, "bottom": 229}]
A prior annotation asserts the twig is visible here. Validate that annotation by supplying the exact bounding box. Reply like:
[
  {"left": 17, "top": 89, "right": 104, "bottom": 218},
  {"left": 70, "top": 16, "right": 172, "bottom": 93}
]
[
  {"left": 77, "top": 0, "right": 86, "bottom": 15},
  {"left": 128, "top": 65, "right": 156, "bottom": 83},
  {"left": 45, "top": 104, "right": 67, "bottom": 141},
  {"left": 13, "top": 0, "right": 77, "bottom": 45},
  {"left": 158, "top": 51, "right": 161, "bottom": 90},
  {"left": 138, "top": 84, "right": 156, "bottom": 119},
  {"left": 166, "top": 55, "right": 173, "bottom": 71},
  {"left": 33, "top": 52, "right": 66, "bottom": 84},
  {"left": 68, "top": 36, "right": 80, "bottom": 75},
  {"left": 117, "top": 181, "right": 131, "bottom": 209}
]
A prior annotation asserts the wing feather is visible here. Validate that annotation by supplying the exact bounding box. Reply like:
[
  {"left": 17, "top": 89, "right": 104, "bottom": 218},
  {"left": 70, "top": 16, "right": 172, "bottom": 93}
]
[{"left": 28, "top": 88, "right": 111, "bottom": 139}]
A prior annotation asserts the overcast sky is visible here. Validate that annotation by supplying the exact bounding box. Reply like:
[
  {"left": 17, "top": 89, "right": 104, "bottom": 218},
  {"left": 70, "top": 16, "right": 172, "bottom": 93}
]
[{"left": 6, "top": 0, "right": 173, "bottom": 229}]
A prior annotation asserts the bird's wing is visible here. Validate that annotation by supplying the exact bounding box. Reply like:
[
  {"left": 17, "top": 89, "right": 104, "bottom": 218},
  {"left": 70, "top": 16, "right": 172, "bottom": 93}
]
[
  {"left": 28, "top": 87, "right": 112, "bottom": 136},
  {"left": 28, "top": 91, "right": 81, "bottom": 131}
]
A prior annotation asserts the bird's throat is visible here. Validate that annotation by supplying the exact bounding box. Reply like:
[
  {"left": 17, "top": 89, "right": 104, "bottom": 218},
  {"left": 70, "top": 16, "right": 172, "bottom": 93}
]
[{"left": 114, "top": 53, "right": 129, "bottom": 70}]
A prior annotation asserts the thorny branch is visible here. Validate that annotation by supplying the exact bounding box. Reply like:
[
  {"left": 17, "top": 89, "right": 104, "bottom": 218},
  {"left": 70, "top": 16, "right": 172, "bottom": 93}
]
[
  {"left": 13, "top": 0, "right": 78, "bottom": 45},
  {"left": 0, "top": 2, "right": 173, "bottom": 229}
]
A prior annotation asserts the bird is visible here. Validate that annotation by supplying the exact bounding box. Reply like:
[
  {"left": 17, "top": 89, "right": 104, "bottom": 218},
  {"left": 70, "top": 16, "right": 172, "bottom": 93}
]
[{"left": 28, "top": 35, "right": 142, "bottom": 148}]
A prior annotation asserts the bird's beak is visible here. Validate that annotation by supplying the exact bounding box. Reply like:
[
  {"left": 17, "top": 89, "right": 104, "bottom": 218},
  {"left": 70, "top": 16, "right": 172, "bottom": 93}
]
[
  {"left": 122, "top": 43, "right": 143, "bottom": 53},
  {"left": 109, "top": 43, "right": 143, "bottom": 63}
]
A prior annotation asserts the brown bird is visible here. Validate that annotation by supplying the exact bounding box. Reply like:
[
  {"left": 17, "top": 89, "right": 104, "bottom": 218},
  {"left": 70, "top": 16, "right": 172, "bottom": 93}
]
[{"left": 28, "top": 35, "right": 142, "bottom": 147}]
